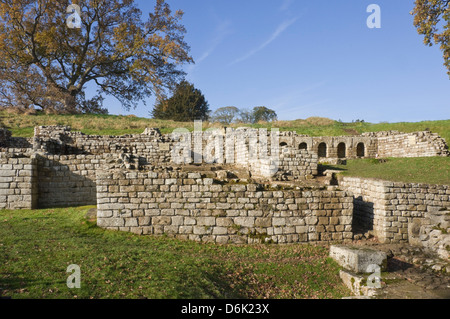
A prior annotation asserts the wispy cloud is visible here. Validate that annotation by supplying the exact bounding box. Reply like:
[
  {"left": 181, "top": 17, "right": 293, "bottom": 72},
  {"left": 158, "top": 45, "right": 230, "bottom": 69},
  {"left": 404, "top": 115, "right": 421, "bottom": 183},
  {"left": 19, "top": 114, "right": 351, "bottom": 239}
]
[
  {"left": 229, "top": 17, "right": 298, "bottom": 66},
  {"left": 197, "top": 20, "right": 232, "bottom": 65},
  {"left": 279, "top": 0, "right": 293, "bottom": 12}
]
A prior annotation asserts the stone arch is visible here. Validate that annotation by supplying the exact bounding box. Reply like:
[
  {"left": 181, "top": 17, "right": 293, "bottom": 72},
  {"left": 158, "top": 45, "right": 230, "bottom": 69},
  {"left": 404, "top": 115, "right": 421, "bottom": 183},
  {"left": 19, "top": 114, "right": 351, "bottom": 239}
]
[
  {"left": 337, "top": 142, "right": 346, "bottom": 158},
  {"left": 357, "top": 142, "right": 365, "bottom": 157},
  {"left": 318, "top": 142, "right": 327, "bottom": 158},
  {"left": 280, "top": 142, "right": 288, "bottom": 147},
  {"left": 299, "top": 142, "right": 308, "bottom": 150}
]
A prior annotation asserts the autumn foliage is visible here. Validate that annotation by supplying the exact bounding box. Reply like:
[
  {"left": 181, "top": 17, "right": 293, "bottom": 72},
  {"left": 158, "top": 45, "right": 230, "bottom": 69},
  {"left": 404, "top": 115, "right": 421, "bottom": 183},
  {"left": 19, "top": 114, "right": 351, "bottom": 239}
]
[
  {"left": 0, "top": 0, "right": 193, "bottom": 113},
  {"left": 411, "top": 0, "right": 450, "bottom": 78}
]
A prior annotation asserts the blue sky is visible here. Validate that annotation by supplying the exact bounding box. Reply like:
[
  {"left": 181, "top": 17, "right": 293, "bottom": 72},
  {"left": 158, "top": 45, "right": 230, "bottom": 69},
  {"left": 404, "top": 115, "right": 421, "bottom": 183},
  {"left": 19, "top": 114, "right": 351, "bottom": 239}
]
[{"left": 105, "top": 0, "right": 449, "bottom": 123}]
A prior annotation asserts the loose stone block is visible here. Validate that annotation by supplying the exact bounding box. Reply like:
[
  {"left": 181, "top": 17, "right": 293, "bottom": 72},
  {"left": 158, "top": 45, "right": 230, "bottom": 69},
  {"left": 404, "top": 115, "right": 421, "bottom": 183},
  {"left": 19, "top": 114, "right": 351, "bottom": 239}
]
[{"left": 329, "top": 245, "right": 387, "bottom": 274}]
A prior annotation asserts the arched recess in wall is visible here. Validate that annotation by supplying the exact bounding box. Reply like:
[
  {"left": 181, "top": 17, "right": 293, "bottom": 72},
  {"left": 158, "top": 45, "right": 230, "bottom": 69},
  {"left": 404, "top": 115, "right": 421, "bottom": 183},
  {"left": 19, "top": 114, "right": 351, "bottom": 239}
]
[
  {"left": 318, "top": 142, "right": 327, "bottom": 158},
  {"left": 337, "top": 143, "right": 346, "bottom": 158},
  {"left": 299, "top": 142, "right": 308, "bottom": 150},
  {"left": 280, "top": 142, "right": 288, "bottom": 147},
  {"left": 357, "top": 142, "right": 365, "bottom": 157}
]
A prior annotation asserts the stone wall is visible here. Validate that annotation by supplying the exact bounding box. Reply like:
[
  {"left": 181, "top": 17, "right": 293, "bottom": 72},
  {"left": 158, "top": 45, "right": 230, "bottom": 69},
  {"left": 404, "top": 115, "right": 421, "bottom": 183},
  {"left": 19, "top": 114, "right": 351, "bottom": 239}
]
[
  {"left": 365, "top": 131, "right": 449, "bottom": 158},
  {"left": 278, "top": 133, "right": 378, "bottom": 160},
  {"left": 247, "top": 148, "right": 318, "bottom": 180},
  {"left": 341, "top": 177, "right": 450, "bottom": 243},
  {"left": 0, "top": 154, "right": 37, "bottom": 209},
  {"left": 276, "top": 148, "right": 318, "bottom": 180},
  {"left": 408, "top": 210, "right": 449, "bottom": 261},
  {"left": 35, "top": 153, "right": 117, "bottom": 208},
  {"left": 33, "top": 126, "right": 173, "bottom": 164},
  {"left": 0, "top": 128, "right": 12, "bottom": 147},
  {"left": 0, "top": 128, "right": 33, "bottom": 149},
  {"left": 96, "top": 169, "right": 354, "bottom": 244}
]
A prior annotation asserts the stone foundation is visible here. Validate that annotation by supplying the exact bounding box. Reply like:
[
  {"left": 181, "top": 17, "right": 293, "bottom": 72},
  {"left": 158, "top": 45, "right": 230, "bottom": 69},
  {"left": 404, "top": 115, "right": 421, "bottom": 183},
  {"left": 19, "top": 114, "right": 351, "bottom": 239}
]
[
  {"left": 96, "top": 168, "right": 354, "bottom": 244},
  {"left": 341, "top": 177, "right": 450, "bottom": 243},
  {"left": 0, "top": 154, "right": 38, "bottom": 209}
]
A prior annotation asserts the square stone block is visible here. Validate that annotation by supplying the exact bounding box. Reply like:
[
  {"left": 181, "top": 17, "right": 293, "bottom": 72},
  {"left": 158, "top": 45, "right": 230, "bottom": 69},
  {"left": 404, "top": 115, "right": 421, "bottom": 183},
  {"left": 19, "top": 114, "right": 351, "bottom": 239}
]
[{"left": 329, "top": 245, "right": 387, "bottom": 274}]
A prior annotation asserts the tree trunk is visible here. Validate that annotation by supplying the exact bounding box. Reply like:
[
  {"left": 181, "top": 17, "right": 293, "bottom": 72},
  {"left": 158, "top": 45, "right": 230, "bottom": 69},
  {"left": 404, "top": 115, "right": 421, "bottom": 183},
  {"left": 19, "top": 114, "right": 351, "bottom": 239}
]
[{"left": 64, "top": 93, "right": 78, "bottom": 114}]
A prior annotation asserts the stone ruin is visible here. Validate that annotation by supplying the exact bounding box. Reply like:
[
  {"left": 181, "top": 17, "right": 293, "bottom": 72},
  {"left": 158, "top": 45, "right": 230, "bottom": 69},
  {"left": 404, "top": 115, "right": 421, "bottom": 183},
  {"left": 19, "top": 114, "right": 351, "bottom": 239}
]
[{"left": 0, "top": 126, "right": 448, "bottom": 249}]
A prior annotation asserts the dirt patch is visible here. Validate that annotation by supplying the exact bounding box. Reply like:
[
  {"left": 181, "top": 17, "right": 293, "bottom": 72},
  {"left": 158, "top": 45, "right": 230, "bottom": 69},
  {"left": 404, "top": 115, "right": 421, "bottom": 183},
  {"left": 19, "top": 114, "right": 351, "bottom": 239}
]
[{"left": 343, "top": 128, "right": 360, "bottom": 136}]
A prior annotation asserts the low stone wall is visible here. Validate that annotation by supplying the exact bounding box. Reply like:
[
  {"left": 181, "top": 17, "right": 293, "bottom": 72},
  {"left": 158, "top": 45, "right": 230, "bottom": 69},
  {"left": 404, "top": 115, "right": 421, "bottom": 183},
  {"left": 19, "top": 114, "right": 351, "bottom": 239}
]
[
  {"left": 35, "top": 153, "right": 116, "bottom": 208},
  {"left": 33, "top": 126, "right": 173, "bottom": 164},
  {"left": 341, "top": 177, "right": 450, "bottom": 243},
  {"left": 96, "top": 169, "right": 354, "bottom": 244},
  {"left": 372, "top": 131, "right": 449, "bottom": 158},
  {"left": 276, "top": 148, "right": 318, "bottom": 180},
  {"left": 0, "top": 154, "right": 37, "bottom": 209},
  {"left": 248, "top": 149, "right": 318, "bottom": 180}
]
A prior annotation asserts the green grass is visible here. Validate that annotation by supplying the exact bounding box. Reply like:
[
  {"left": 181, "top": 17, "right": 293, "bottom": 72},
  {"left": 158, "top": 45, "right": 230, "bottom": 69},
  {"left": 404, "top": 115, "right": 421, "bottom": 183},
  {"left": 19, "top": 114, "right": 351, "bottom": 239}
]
[
  {"left": 356, "top": 120, "right": 450, "bottom": 147},
  {"left": 1, "top": 110, "right": 448, "bottom": 143},
  {"left": 0, "top": 206, "right": 350, "bottom": 299},
  {"left": 327, "top": 157, "right": 450, "bottom": 185}
]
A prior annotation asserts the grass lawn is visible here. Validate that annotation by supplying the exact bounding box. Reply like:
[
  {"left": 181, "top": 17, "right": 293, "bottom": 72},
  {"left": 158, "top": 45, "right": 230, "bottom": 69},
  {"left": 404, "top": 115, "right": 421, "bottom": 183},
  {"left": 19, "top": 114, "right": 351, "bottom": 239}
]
[
  {"left": 0, "top": 206, "right": 350, "bottom": 299},
  {"left": 326, "top": 157, "right": 450, "bottom": 185}
]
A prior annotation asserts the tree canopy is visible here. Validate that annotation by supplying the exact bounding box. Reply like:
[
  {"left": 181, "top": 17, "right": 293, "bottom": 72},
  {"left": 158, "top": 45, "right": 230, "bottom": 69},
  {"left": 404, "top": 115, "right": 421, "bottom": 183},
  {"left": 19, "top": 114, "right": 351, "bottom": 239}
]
[
  {"left": 209, "top": 106, "right": 278, "bottom": 124},
  {"left": 411, "top": 0, "right": 450, "bottom": 78},
  {"left": 151, "top": 80, "right": 210, "bottom": 121},
  {"left": 252, "top": 106, "right": 278, "bottom": 123},
  {"left": 0, "top": 0, "right": 193, "bottom": 113},
  {"left": 210, "top": 106, "right": 240, "bottom": 125}
]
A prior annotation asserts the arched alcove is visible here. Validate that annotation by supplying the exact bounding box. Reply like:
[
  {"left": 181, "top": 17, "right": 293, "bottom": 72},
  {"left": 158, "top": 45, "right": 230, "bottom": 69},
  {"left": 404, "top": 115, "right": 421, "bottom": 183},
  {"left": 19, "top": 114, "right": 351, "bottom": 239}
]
[
  {"left": 337, "top": 143, "right": 346, "bottom": 158},
  {"left": 357, "top": 143, "right": 365, "bottom": 157},
  {"left": 299, "top": 142, "right": 308, "bottom": 150},
  {"left": 318, "top": 143, "right": 327, "bottom": 158}
]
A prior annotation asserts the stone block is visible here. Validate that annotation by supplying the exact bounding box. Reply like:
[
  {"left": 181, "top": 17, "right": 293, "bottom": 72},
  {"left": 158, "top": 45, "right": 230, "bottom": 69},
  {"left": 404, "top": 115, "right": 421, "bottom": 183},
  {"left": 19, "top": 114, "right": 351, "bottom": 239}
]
[
  {"left": 197, "top": 217, "right": 216, "bottom": 226},
  {"left": 339, "top": 270, "right": 379, "bottom": 298},
  {"left": 234, "top": 217, "right": 255, "bottom": 228},
  {"left": 329, "top": 245, "right": 387, "bottom": 274}
]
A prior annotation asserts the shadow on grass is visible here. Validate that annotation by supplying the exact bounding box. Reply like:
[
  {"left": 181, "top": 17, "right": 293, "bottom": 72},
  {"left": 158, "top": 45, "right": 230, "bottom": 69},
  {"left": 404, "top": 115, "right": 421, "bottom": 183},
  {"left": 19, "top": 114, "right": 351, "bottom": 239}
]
[
  {"left": 318, "top": 164, "right": 347, "bottom": 176},
  {"left": 0, "top": 272, "right": 67, "bottom": 298}
]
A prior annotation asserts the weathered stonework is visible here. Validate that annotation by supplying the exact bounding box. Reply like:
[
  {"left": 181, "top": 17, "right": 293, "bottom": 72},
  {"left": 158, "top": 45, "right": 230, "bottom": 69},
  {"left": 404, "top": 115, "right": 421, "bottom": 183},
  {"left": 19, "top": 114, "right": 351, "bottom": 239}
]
[
  {"left": 363, "top": 131, "right": 449, "bottom": 158},
  {"left": 96, "top": 168, "right": 354, "bottom": 244},
  {"left": 0, "top": 154, "right": 38, "bottom": 209},
  {"left": 341, "top": 177, "right": 450, "bottom": 244},
  {"left": 408, "top": 210, "right": 449, "bottom": 261},
  {"left": 0, "top": 125, "right": 448, "bottom": 248}
]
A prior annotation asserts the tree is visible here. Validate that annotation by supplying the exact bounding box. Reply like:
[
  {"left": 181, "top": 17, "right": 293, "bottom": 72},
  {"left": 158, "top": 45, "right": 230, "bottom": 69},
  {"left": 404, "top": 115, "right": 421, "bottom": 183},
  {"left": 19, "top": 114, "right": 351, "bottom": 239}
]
[
  {"left": 210, "top": 106, "right": 239, "bottom": 125},
  {"left": 252, "top": 106, "right": 277, "bottom": 123},
  {"left": 411, "top": 0, "right": 450, "bottom": 78},
  {"left": 151, "top": 80, "right": 210, "bottom": 121},
  {"left": 236, "top": 108, "right": 254, "bottom": 124},
  {"left": 0, "top": 0, "right": 193, "bottom": 113}
]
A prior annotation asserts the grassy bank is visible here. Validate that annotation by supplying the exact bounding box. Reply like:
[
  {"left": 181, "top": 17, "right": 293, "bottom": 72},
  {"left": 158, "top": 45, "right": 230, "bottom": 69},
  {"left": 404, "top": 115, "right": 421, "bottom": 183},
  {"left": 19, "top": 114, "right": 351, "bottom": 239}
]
[
  {"left": 1, "top": 110, "right": 448, "bottom": 143},
  {"left": 0, "top": 206, "right": 350, "bottom": 299},
  {"left": 326, "top": 157, "right": 450, "bottom": 185}
]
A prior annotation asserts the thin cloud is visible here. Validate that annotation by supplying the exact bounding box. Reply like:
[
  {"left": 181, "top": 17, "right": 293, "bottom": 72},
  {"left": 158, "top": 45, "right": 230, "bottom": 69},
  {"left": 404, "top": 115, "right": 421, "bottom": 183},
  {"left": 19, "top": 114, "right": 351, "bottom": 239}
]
[
  {"left": 188, "top": 20, "right": 233, "bottom": 73},
  {"left": 279, "top": 0, "right": 293, "bottom": 12},
  {"left": 197, "top": 20, "right": 232, "bottom": 65},
  {"left": 229, "top": 17, "right": 298, "bottom": 66}
]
